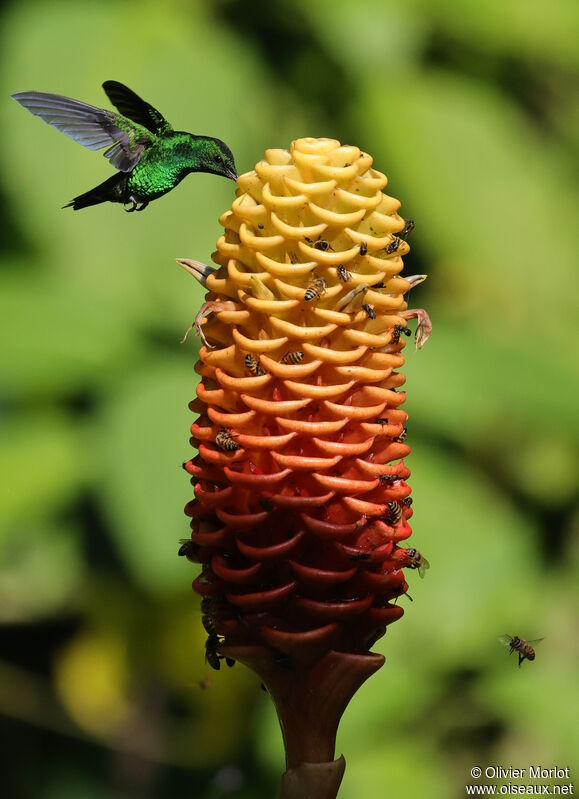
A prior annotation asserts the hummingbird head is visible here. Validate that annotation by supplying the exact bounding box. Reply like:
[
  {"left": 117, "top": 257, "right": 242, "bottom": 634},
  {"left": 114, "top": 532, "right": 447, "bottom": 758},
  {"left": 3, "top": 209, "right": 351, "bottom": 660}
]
[{"left": 197, "top": 137, "right": 238, "bottom": 181}]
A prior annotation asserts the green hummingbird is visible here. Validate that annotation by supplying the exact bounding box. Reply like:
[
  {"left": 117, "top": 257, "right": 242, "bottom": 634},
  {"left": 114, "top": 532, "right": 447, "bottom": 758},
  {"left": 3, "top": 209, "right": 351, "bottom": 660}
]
[{"left": 11, "top": 81, "right": 238, "bottom": 211}]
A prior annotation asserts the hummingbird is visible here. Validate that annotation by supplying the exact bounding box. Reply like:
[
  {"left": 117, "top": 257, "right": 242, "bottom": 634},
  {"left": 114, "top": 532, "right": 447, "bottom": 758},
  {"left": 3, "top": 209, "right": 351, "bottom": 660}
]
[{"left": 11, "top": 81, "right": 238, "bottom": 211}]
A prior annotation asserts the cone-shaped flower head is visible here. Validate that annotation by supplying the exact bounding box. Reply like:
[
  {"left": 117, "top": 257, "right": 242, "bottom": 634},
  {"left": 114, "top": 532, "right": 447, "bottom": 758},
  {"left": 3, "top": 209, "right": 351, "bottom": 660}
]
[{"left": 181, "top": 138, "right": 430, "bottom": 784}]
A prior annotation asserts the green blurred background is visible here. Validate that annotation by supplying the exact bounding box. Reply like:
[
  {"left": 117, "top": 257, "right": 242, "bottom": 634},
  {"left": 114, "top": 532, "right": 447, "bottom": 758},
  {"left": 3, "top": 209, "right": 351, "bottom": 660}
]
[{"left": 1, "top": 1, "right": 578, "bottom": 797}]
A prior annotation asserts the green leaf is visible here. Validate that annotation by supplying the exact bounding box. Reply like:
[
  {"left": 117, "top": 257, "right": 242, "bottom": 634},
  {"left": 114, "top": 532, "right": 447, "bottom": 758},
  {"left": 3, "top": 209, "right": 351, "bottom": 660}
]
[
  {"left": 0, "top": 522, "right": 84, "bottom": 621},
  {"left": 339, "top": 740, "right": 448, "bottom": 799},
  {"left": 0, "top": 271, "right": 141, "bottom": 398},
  {"left": 412, "top": 0, "right": 579, "bottom": 68},
  {"left": 0, "top": 413, "right": 86, "bottom": 535},
  {"left": 355, "top": 70, "right": 579, "bottom": 352},
  {"left": 97, "top": 359, "right": 199, "bottom": 594}
]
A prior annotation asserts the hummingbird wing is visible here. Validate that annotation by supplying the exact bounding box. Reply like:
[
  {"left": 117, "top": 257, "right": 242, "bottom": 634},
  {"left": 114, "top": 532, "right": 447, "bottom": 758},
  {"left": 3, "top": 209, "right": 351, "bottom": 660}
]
[
  {"left": 12, "top": 91, "right": 154, "bottom": 172},
  {"left": 102, "top": 81, "right": 173, "bottom": 136}
]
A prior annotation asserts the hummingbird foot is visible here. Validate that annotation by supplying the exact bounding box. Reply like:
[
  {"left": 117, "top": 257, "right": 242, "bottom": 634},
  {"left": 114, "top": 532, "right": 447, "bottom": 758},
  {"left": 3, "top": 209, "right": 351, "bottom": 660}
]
[
  {"left": 124, "top": 196, "right": 138, "bottom": 212},
  {"left": 136, "top": 201, "right": 149, "bottom": 212}
]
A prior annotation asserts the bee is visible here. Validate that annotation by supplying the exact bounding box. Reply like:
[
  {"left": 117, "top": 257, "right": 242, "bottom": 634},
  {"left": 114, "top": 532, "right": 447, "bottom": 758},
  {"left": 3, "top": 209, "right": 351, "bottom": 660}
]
[
  {"left": 359, "top": 241, "right": 368, "bottom": 256},
  {"left": 391, "top": 324, "right": 412, "bottom": 345},
  {"left": 178, "top": 539, "right": 200, "bottom": 561},
  {"left": 305, "top": 236, "right": 333, "bottom": 252},
  {"left": 205, "top": 632, "right": 223, "bottom": 671},
  {"left": 499, "top": 635, "right": 544, "bottom": 667},
  {"left": 404, "top": 547, "right": 429, "bottom": 577},
  {"left": 337, "top": 264, "right": 352, "bottom": 282},
  {"left": 348, "top": 551, "right": 372, "bottom": 562},
  {"left": 202, "top": 613, "right": 217, "bottom": 636},
  {"left": 259, "top": 496, "right": 275, "bottom": 512},
  {"left": 393, "top": 585, "right": 413, "bottom": 603},
  {"left": 386, "top": 237, "right": 400, "bottom": 254},
  {"left": 362, "top": 303, "right": 376, "bottom": 320},
  {"left": 400, "top": 496, "right": 413, "bottom": 507},
  {"left": 304, "top": 277, "right": 327, "bottom": 302},
  {"left": 281, "top": 350, "right": 305, "bottom": 365},
  {"left": 375, "top": 417, "right": 389, "bottom": 425},
  {"left": 215, "top": 427, "right": 241, "bottom": 452},
  {"left": 200, "top": 596, "right": 217, "bottom": 614},
  {"left": 379, "top": 473, "right": 399, "bottom": 484},
  {"left": 385, "top": 500, "right": 404, "bottom": 525},
  {"left": 245, "top": 353, "right": 264, "bottom": 376},
  {"left": 395, "top": 426, "right": 408, "bottom": 442},
  {"left": 399, "top": 219, "right": 415, "bottom": 239}
]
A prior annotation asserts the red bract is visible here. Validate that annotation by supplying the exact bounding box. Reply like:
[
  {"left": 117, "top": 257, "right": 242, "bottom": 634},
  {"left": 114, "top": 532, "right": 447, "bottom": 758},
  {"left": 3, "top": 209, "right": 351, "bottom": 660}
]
[{"left": 180, "top": 138, "right": 430, "bottom": 798}]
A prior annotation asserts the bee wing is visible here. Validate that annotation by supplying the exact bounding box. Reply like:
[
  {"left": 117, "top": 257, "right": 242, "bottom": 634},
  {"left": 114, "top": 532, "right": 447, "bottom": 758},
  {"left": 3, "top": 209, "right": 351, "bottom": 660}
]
[
  {"left": 526, "top": 638, "right": 545, "bottom": 646},
  {"left": 12, "top": 90, "right": 154, "bottom": 171},
  {"left": 498, "top": 635, "right": 513, "bottom": 647},
  {"left": 418, "top": 557, "right": 430, "bottom": 578}
]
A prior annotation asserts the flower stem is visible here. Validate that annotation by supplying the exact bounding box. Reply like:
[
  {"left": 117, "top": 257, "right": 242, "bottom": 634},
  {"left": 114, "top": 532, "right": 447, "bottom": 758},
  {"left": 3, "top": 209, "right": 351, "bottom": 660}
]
[{"left": 281, "top": 757, "right": 346, "bottom": 799}]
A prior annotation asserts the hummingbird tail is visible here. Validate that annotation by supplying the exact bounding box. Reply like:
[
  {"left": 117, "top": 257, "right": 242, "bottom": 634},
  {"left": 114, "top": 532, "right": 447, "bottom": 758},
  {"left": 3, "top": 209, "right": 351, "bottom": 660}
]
[{"left": 64, "top": 173, "right": 126, "bottom": 210}]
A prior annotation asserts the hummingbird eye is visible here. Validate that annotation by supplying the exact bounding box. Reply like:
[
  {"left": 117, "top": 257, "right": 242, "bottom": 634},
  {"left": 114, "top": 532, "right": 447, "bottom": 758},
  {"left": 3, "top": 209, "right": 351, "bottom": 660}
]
[{"left": 214, "top": 154, "right": 223, "bottom": 164}]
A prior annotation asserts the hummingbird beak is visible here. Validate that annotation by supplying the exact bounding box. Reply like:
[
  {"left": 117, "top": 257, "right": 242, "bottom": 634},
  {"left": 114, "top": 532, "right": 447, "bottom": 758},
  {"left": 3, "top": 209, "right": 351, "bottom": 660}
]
[{"left": 226, "top": 167, "right": 238, "bottom": 181}]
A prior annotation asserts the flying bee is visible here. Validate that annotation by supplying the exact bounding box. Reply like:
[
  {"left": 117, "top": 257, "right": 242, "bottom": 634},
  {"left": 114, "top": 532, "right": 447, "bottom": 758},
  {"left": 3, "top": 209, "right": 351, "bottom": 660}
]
[
  {"left": 385, "top": 500, "right": 404, "bottom": 525},
  {"left": 337, "top": 264, "right": 352, "bottom": 282},
  {"left": 362, "top": 303, "right": 376, "bottom": 320},
  {"left": 395, "top": 426, "right": 408, "bottom": 442},
  {"left": 399, "top": 219, "right": 415, "bottom": 239},
  {"left": 359, "top": 241, "right": 368, "bottom": 256},
  {"left": 386, "top": 237, "right": 401, "bottom": 254},
  {"left": 215, "top": 427, "right": 241, "bottom": 452},
  {"left": 391, "top": 324, "right": 412, "bottom": 344},
  {"left": 404, "top": 547, "right": 429, "bottom": 577},
  {"left": 305, "top": 236, "right": 333, "bottom": 252},
  {"left": 304, "top": 277, "right": 327, "bottom": 302},
  {"left": 245, "top": 353, "right": 264, "bottom": 376},
  {"left": 499, "top": 635, "right": 544, "bottom": 667}
]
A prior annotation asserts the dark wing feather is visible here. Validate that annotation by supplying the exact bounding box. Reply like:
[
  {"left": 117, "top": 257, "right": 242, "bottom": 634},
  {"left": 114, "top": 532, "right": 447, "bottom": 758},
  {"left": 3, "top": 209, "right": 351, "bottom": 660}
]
[
  {"left": 102, "top": 81, "right": 172, "bottom": 135},
  {"left": 12, "top": 91, "right": 154, "bottom": 172}
]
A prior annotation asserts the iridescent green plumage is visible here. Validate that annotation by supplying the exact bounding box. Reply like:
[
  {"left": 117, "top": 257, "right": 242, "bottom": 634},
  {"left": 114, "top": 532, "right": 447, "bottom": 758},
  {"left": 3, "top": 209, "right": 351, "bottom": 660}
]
[{"left": 11, "top": 81, "right": 237, "bottom": 211}]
